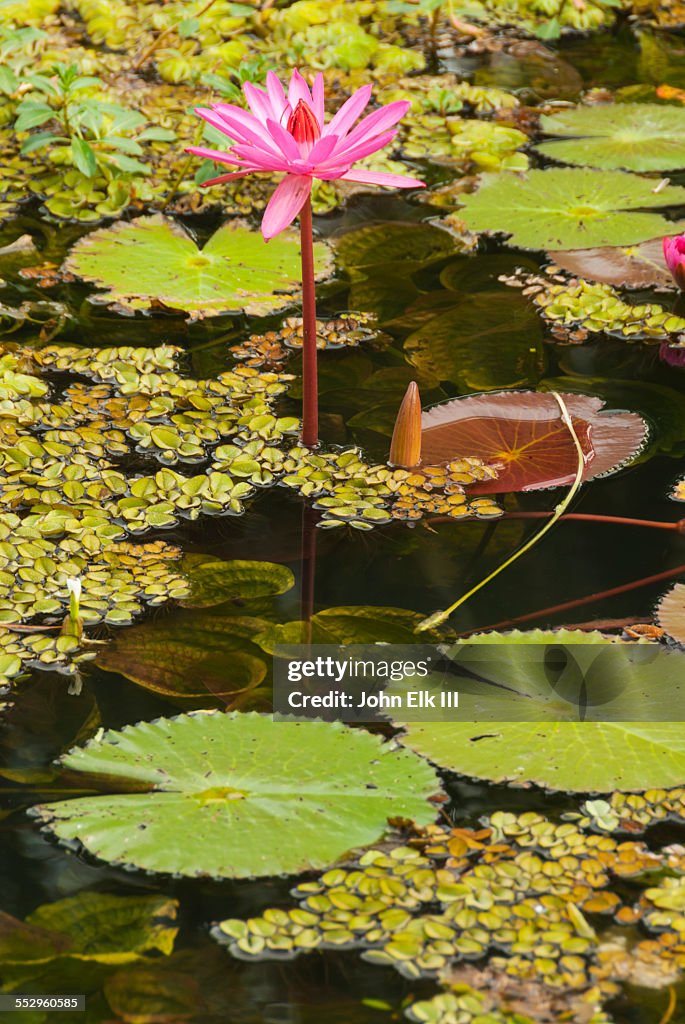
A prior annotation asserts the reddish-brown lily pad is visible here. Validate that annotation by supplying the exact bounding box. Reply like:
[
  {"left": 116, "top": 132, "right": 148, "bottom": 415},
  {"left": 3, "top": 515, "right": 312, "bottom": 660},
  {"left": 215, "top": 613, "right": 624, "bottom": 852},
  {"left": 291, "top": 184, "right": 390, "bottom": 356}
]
[
  {"left": 421, "top": 391, "right": 647, "bottom": 493},
  {"left": 547, "top": 238, "right": 673, "bottom": 290}
]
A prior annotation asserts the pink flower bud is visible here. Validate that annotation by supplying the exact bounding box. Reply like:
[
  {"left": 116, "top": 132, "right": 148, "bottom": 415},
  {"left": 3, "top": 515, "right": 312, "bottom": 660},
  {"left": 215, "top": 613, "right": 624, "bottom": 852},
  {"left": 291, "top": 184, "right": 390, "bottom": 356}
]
[
  {"left": 663, "top": 234, "right": 685, "bottom": 290},
  {"left": 287, "top": 100, "right": 321, "bottom": 146}
]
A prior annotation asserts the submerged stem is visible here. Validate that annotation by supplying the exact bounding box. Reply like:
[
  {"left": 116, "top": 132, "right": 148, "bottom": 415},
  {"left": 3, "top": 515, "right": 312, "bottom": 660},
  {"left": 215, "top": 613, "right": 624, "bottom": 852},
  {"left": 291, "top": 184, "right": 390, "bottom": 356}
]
[
  {"left": 416, "top": 392, "right": 585, "bottom": 633},
  {"left": 299, "top": 195, "right": 318, "bottom": 447},
  {"left": 457, "top": 562, "right": 685, "bottom": 636}
]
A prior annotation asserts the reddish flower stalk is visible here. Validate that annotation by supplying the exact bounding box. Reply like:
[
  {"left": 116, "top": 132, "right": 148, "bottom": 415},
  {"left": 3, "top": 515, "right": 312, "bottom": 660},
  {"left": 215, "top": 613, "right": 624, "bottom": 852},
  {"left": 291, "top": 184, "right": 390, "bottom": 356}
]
[{"left": 299, "top": 194, "right": 318, "bottom": 446}]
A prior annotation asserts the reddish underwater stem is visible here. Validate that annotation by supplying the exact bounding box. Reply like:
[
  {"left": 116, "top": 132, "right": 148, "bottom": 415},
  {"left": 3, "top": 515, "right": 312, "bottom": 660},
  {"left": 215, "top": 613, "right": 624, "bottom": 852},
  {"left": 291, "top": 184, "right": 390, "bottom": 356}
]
[
  {"left": 500, "top": 511, "right": 684, "bottom": 532},
  {"left": 299, "top": 196, "right": 318, "bottom": 447},
  {"left": 460, "top": 562, "right": 685, "bottom": 636},
  {"left": 430, "top": 512, "right": 684, "bottom": 532}
]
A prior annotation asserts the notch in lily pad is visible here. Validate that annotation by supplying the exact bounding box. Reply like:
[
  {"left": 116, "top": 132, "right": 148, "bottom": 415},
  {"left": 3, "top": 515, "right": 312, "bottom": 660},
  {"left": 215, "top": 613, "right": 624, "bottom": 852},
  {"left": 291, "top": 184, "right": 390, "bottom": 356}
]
[{"left": 63, "top": 215, "right": 334, "bottom": 320}]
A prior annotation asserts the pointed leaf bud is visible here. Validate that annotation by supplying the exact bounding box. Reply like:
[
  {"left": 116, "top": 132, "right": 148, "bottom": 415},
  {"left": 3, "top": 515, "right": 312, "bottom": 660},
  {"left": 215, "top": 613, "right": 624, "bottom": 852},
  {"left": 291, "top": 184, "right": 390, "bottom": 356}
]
[
  {"left": 287, "top": 99, "right": 321, "bottom": 146},
  {"left": 389, "top": 381, "right": 422, "bottom": 469}
]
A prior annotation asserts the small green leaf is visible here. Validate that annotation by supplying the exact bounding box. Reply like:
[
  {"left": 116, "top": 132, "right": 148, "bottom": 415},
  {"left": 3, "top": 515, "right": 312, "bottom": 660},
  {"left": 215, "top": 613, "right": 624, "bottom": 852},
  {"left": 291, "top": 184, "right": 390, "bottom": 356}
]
[
  {"left": 71, "top": 137, "right": 98, "bottom": 178},
  {"left": 177, "top": 16, "right": 200, "bottom": 36}
]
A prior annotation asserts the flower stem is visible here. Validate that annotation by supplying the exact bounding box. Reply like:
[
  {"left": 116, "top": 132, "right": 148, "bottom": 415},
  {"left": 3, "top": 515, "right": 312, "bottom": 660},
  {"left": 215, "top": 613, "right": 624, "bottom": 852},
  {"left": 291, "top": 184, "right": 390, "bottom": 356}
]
[
  {"left": 299, "top": 195, "right": 318, "bottom": 447},
  {"left": 416, "top": 392, "right": 585, "bottom": 633}
]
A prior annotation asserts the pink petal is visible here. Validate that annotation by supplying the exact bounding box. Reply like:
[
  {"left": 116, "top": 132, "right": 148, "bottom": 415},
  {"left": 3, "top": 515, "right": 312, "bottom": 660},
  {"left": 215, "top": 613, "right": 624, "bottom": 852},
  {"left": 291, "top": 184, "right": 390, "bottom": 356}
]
[
  {"left": 337, "top": 101, "right": 410, "bottom": 151},
  {"left": 243, "top": 82, "right": 275, "bottom": 124},
  {"left": 264, "top": 118, "right": 303, "bottom": 163},
  {"left": 195, "top": 108, "right": 279, "bottom": 158},
  {"left": 207, "top": 105, "right": 286, "bottom": 158},
  {"left": 288, "top": 69, "right": 314, "bottom": 111},
  {"left": 230, "top": 144, "right": 292, "bottom": 172},
  {"left": 262, "top": 174, "right": 312, "bottom": 239},
  {"left": 311, "top": 72, "right": 325, "bottom": 128},
  {"left": 265, "top": 71, "right": 289, "bottom": 122},
  {"left": 186, "top": 145, "right": 243, "bottom": 167},
  {"left": 322, "top": 85, "right": 372, "bottom": 138},
  {"left": 317, "top": 129, "right": 398, "bottom": 169},
  {"left": 306, "top": 134, "right": 340, "bottom": 166},
  {"left": 339, "top": 169, "right": 425, "bottom": 188},
  {"left": 200, "top": 170, "right": 255, "bottom": 187},
  {"left": 195, "top": 107, "right": 242, "bottom": 142}
]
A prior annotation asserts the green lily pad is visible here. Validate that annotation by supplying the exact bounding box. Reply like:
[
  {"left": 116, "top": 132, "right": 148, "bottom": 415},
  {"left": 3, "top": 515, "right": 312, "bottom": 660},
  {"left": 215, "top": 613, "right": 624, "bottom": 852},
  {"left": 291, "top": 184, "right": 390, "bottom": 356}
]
[
  {"left": 96, "top": 612, "right": 269, "bottom": 704},
  {"left": 63, "top": 215, "right": 333, "bottom": 319},
  {"left": 404, "top": 291, "right": 546, "bottom": 390},
  {"left": 257, "top": 606, "right": 444, "bottom": 651},
  {"left": 536, "top": 104, "right": 685, "bottom": 172},
  {"left": 459, "top": 169, "right": 685, "bottom": 251},
  {"left": 335, "top": 222, "right": 460, "bottom": 272},
  {"left": 181, "top": 558, "right": 295, "bottom": 608},
  {"left": 35, "top": 711, "right": 440, "bottom": 878},
  {"left": 393, "top": 630, "right": 685, "bottom": 792},
  {"left": 0, "top": 892, "right": 178, "bottom": 968}
]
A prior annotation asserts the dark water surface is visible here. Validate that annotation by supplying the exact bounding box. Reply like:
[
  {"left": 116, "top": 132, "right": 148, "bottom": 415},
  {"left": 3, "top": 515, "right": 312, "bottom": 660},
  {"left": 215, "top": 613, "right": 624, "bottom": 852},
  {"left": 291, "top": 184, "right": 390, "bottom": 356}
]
[{"left": 3, "top": 26, "right": 685, "bottom": 1024}]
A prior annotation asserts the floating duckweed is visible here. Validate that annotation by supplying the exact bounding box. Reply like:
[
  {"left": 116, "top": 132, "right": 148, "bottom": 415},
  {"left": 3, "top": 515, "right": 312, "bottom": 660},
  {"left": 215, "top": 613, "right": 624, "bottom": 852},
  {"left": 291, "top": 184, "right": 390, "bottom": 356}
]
[
  {"left": 216, "top": 811, "right": 678, "bottom": 999},
  {"left": 0, "top": 535, "right": 188, "bottom": 627},
  {"left": 512, "top": 271, "right": 685, "bottom": 343},
  {"left": 0, "top": 353, "right": 49, "bottom": 400},
  {"left": 579, "top": 788, "right": 685, "bottom": 834},
  {"left": 0, "top": 338, "right": 504, "bottom": 680},
  {"left": 405, "top": 982, "right": 612, "bottom": 1024},
  {"left": 428, "top": 0, "right": 617, "bottom": 35},
  {"left": 0, "top": 627, "right": 93, "bottom": 687},
  {"left": 671, "top": 476, "right": 685, "bottom": 502},
  {"left": 229, "top": 313, "right": 381, "bottom": 369},
  {"left": 30, "top": 344, "right": 182, "bottom": 381}
]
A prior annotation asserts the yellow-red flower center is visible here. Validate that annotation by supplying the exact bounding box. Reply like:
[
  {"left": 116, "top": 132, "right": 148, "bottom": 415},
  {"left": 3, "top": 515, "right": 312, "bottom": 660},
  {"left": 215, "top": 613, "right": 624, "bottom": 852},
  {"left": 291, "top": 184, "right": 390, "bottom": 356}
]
[{"left": 287, "top": 100, "right": 321, "bottom": 145}]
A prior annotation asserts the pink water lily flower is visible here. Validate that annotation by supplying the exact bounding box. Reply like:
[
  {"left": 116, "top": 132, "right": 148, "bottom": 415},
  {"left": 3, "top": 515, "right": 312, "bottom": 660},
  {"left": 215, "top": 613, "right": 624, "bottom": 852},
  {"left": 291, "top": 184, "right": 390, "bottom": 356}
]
[
  {"left": 664, "top": 233, "right": 685, "bottom": 290},
  {"left": 186, "top": 69, "right": 425, "bottom": 239}
]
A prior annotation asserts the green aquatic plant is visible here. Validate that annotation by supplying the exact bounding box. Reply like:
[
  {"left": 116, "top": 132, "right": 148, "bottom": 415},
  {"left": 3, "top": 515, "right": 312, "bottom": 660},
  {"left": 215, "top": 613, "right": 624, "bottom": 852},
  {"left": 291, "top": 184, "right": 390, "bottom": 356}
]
[
  {"left": 536, "top": 103, "right": 685, "bottom": 172},
  {"left": 63, "top": 215, "right": 332, "bottom": 319},
  {"left": 0, "top": 891, "right": 179, "bottom": 993},
  {"left": 514, "top": 269, "right": 685, "bottom": 343},
  {"left": 458, "top": 168, "right": 685, "bottom": 251},
  {"left": 15, "top": 62, "right": 175, "bottom": 178},
  {"left": 393, "top": 630, "right": 685, "bottom": 790},
  {"left": 426, "top": 0, "right": 623, "bottom": 38},
  {"left": 34, "top": 711, "right": 441, "bottom": 878},
  {"left": 214, "top": 809, "right": 685, "bottom": 1020}
]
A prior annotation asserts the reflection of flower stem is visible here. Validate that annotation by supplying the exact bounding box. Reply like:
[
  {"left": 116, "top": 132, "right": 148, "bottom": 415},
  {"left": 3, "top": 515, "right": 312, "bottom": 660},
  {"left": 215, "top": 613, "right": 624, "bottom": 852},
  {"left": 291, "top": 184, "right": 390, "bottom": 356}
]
[
  {"left": 299, "top": 196, "right": 318, "bottom": 447},
  {"left": 300, "top": 504, "right": 317, "bottom": 646},
  {"left": 416, "top": 392, "right": 585, "bottom": 633}
]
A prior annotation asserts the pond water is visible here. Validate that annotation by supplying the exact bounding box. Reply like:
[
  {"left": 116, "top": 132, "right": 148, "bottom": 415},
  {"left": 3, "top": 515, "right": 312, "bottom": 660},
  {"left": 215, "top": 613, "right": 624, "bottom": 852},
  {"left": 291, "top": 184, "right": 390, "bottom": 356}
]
[{"left": 3, "top": 12, "right": 685, "bottom": 1024}]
